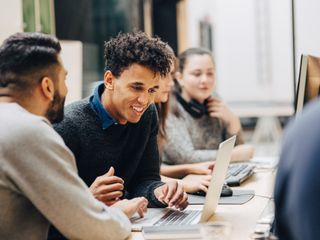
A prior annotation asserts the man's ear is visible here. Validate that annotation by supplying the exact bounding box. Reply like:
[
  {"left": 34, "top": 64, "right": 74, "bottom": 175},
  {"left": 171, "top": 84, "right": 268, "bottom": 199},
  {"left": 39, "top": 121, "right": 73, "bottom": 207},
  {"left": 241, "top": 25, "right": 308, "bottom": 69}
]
[
  {"left": 104, "top": 71, "right": 115, "bottom": 90},
  {"left": 40, "top": 77, "right": 55, "bottom": 101}
]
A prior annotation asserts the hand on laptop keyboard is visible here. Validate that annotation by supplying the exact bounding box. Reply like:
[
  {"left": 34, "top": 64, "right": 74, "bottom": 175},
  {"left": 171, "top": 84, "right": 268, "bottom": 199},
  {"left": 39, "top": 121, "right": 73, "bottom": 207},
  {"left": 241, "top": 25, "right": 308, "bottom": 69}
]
[
  {"left": 113, "top": 197, "right": 148, "bottom": 218},
  {"left": 181, "top": 174, "right": 212, "bottom": 193},
  {"left": 154, "top": 181, "right": 188, "bottom": 210}
]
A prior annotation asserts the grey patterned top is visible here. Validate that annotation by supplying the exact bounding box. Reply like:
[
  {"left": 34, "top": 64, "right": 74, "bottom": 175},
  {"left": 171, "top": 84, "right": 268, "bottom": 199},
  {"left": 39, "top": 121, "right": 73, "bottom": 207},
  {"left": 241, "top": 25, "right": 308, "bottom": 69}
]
[{"left": 162, "top": 102, "right": 244, "bottom": 165}]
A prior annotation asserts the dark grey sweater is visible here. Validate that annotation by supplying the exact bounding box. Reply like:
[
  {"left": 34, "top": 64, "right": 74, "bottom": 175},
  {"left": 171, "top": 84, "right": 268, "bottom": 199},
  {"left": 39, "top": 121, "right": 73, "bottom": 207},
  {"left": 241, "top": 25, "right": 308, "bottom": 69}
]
[{"left": 53, "top": 98, "right": 165, "bottom": 207}]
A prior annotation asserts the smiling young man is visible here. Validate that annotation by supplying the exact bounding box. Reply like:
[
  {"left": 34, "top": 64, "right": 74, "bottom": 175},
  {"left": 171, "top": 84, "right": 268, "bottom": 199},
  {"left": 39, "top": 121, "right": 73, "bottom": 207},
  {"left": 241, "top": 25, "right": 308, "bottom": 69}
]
[{"left": 51, "top": 32, "right": 188, "bottom": 238}]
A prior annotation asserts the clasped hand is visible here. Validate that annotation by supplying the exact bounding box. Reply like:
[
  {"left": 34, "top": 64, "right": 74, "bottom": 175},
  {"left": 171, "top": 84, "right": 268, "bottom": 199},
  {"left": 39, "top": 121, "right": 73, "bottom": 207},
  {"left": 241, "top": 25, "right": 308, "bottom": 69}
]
[{"left": 89, "top": 166, "right": 124, "bottom": 206}]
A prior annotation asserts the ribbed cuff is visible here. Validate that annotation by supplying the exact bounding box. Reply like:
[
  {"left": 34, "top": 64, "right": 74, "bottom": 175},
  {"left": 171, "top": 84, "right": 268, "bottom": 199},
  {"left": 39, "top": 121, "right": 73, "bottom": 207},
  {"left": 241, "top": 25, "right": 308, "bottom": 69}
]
[{"left": 148, "top": 181, "right": 167, "bottom": 208}]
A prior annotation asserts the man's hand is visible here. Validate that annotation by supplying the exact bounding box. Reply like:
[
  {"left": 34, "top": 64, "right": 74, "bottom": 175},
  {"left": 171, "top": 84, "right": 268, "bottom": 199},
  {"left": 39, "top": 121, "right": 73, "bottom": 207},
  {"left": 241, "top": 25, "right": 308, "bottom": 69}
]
[
  {"left": 112, "top": 197, "right": 148, "bottom": 218},
  {"left": 181, "top": 174, "right": 212, "bottom": 193},
  {"left": 89, "top": 167, "right": 124, "bottom": 206},
  {"left": 154, "top": 181, "right": 188, "bottom": 210}
]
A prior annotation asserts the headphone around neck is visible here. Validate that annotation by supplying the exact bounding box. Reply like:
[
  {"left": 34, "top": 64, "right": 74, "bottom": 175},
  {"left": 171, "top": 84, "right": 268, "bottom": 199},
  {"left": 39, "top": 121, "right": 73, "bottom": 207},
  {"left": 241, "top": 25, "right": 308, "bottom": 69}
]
[{"left": 174, "top": 91, "right": 208, "bottom": 118}]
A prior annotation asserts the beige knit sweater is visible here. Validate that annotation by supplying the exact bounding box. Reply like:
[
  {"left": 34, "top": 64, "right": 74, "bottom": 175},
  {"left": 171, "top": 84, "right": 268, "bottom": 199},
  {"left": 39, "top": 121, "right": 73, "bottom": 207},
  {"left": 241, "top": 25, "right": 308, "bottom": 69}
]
[{"left": 0, "top": 103, "right": 130, "bottom": 240}]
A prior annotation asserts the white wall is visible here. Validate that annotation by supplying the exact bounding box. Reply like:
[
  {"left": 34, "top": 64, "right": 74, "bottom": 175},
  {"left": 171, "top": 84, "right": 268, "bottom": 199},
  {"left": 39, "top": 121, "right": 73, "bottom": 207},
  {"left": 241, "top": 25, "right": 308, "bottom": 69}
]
[
  {"left": 0, "top": 0, "right": 23, "bottom": 44},
  {"left": 212, "top": 0, "right": 294, "bottom": 103},
  {"left": 184, "top": 0, "right": 294, "bottom": 105},
  {"left": 185, "top": 0, "right": 215, "bottom": 48},
  {"left": 295, "top": 0, "right": 320, "bottom": 76},
  {"left": 60, "top": 41, "right": 83, "bottom": 104}
]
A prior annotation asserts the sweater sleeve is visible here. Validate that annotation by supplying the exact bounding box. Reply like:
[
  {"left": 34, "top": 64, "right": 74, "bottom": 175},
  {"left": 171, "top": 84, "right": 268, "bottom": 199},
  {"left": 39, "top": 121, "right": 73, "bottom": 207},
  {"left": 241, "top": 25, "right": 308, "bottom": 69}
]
[
  {"left": 224, "top": 126, "right": 245, "bottom": 146},
  {"left": 128, "top": 106, "right": 166, "bottom": 208},
  {"left": 5, "top": 120, "right": 131, "bottom": 240},
  {"left": 163, "top": 114, "right": 218, "bottom": 164}
]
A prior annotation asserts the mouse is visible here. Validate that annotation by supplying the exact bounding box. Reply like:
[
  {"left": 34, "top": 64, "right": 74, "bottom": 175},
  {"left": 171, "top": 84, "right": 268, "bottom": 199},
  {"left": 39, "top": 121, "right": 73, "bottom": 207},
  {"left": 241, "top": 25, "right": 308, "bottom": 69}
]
[{"left": 192, "top": 183, "right": 233, "bottom": 197}]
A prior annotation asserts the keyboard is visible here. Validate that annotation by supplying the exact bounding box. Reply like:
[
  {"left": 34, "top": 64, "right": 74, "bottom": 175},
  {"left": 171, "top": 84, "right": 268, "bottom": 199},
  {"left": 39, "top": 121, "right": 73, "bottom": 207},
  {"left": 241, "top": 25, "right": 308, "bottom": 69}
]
[
  {"left": 226, "top": 163, "right": 254, "bottom": 186},
  {"left": 154, "top": 209, "right": 201, "bottom": 226}
]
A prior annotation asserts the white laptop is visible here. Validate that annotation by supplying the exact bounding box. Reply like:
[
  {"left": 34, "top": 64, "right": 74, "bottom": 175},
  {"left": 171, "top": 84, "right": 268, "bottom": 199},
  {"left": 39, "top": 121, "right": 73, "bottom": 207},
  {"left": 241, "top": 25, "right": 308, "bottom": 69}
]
[{"left": 131, "top": 135, "right": 236, "bottom": 231}]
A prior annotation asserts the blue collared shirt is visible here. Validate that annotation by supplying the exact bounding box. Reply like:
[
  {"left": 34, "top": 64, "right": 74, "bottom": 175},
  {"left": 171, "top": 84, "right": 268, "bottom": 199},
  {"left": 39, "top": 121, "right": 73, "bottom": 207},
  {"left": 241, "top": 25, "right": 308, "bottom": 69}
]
[{"left": 89, "top": 83, "right": 117, "bottom": 129}]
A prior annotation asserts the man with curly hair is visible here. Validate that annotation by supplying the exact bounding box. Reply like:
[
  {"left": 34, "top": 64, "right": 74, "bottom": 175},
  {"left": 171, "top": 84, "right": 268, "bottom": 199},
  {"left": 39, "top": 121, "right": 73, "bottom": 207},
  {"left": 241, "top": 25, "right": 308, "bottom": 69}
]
[{"left": 50, "top": 31, "right": 188, "bottom": 239}]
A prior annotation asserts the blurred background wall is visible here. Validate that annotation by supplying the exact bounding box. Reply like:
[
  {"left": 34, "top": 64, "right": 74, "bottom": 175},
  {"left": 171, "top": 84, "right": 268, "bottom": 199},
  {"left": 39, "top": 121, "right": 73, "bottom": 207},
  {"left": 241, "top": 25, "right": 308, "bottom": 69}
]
[{"left": 1, "top": 0, "right": 320, "bottom": 110}]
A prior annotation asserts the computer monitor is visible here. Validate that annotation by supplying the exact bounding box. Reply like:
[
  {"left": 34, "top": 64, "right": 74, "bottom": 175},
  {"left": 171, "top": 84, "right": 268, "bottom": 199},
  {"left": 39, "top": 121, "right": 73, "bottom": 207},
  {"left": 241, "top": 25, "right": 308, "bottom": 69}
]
[{"left": 294, "top": 54, "right": 320, "bottom": 115}]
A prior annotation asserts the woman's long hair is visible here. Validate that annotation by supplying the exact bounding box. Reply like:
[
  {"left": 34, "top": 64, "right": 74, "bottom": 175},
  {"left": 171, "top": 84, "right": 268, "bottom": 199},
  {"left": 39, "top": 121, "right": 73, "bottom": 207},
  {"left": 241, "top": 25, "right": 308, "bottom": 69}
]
[
  {"left": 156, "top": 45, "right": 176, "bottom": 154},
  {"left": 156, "top": 100, "right": 170, "bottom": 153}
]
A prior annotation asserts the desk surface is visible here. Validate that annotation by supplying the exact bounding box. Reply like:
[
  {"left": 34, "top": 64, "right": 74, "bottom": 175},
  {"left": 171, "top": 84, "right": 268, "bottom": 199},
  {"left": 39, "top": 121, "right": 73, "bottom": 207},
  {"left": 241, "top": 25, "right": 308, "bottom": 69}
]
[
  {"left": 131, "top": 169, "right": 276, "bottom": 240},
  {"left": 228, "top": 101, "right": 294, "bottom": 118}
]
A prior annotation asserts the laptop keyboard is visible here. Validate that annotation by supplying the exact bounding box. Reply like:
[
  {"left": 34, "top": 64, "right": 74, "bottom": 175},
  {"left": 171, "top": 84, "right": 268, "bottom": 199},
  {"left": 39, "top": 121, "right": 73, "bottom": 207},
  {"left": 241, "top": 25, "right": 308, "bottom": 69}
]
[
  {"left": 226, "top": 163, "right": 255, "bottom": 186},
  {"left": 227, "top": 164, "right": 247, "bottom": 176},
  {"left": 154, "top": 209, "right": 201, "bottom": 226}
]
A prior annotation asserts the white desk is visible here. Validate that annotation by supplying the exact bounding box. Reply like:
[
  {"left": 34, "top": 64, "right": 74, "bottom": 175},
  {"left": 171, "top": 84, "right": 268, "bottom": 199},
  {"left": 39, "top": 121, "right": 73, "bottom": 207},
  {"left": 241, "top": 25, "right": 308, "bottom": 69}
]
[
  {"left": 229, "top": 102, "right": 294, "bottom": 143},
  {"left": 131, "top": 168, "right": 276, "bottom": 240},
  {"left": 228, "top": 102, "right": 293, "bottom": 118}
]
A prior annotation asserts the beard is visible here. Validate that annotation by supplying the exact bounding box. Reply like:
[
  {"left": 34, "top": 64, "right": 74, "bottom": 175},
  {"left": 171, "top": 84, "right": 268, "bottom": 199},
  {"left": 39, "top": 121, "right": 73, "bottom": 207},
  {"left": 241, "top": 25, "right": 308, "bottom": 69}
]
[{"left": 46, "top": 91, "right": 65, "bottom": 124}]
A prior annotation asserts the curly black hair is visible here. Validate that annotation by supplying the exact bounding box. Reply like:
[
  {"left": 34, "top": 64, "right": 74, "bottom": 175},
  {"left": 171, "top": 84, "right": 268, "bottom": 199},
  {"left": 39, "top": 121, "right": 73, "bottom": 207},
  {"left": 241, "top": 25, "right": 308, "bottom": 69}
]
[{"left": 104, "top": 31, "right": 173, "bottom": 78}]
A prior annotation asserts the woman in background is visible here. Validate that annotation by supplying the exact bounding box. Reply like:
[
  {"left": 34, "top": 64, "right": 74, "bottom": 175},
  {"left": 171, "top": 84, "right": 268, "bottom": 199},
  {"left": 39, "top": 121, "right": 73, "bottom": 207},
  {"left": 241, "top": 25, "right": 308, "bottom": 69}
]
[
  {"left": 161, "top": 47, "right": 254, "bottom": 193},
  {"left": 155, "top": 49, "right": 215, "bottom": 193}
]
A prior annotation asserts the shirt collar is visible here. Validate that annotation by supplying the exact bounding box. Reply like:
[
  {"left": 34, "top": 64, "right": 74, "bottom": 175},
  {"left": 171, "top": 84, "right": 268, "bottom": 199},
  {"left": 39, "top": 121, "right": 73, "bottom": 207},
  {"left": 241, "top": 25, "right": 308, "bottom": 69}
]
[{"left": 89, "top": 82, "right": 117, "bottom": 129}]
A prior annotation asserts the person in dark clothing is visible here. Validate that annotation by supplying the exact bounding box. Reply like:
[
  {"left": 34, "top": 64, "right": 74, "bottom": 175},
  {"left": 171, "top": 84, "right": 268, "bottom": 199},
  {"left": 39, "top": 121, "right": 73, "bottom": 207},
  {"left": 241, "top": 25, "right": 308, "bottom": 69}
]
[
  {"left": 274, "top": 98, "right": 320, "bottom": 240},
  {"left": 61, "top": 32, "right": 186, "bottom": 206},
  {"left": 55, "top": 88, "right": 178, "bottom": 206},
  {"left": 49, "top": 31, "right": 188, "bottom": 240}
]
